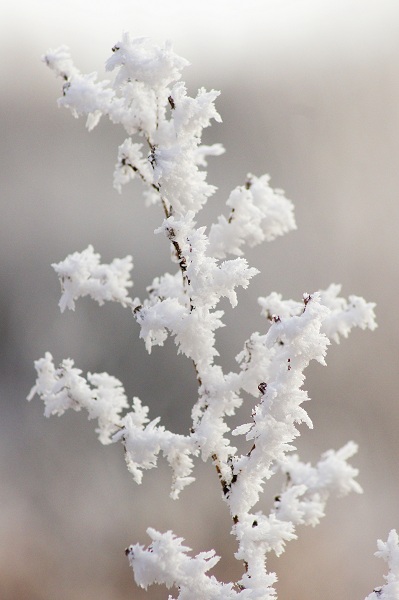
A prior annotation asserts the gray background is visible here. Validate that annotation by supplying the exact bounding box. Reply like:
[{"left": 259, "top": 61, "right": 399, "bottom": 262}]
[{"left": 1, "top": 1, "right": 399, "bottom": 598}]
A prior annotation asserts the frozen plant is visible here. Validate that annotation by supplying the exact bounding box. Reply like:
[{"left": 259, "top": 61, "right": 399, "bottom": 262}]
[{"left": 28, "top": 35, "right": 398, "bottom": 599}]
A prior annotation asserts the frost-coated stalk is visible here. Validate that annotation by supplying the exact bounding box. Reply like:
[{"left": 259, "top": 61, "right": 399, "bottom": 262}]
[{"left": 28, "top": 34, "right": 398, "bottom": 599}]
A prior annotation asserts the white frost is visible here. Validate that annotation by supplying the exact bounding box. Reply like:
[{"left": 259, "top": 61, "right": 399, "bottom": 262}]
[
  {"left": 365, "top": 530, "right": 399, "bottom": 600},
  {"left": 52, "top": 245, "right": 134, "bottom": 312},
  {"left": 34, "top": 35, "right": 381, "bottom": 599}
]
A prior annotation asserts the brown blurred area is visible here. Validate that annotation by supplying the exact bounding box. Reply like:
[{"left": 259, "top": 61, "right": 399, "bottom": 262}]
[{"left": 1, "top": 3, "right": 399, "bottom": 599}]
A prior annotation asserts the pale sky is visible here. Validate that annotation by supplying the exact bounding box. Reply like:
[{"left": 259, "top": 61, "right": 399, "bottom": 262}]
[{"left": 3, "top": 0, "right": 399, "bottom": 77}]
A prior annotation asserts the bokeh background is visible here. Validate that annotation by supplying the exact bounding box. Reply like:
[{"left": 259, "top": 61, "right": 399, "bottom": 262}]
[{"left": 1, "top": 1, "right": 399, "bottom": 598}]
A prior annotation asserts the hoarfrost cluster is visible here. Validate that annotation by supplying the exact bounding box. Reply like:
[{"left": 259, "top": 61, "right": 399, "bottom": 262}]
[{"left": 29, "top": 35, "right": 397, "bottom": 598}]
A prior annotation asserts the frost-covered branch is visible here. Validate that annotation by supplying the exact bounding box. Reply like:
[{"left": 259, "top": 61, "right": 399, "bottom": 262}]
[
  {"left": 27, "top": 351, "right": 128, "bottom": 444},
  {"left": 207, "top": 174, "right": 296, "bottom": 259},
  {"left": 126, "top": 528, "right": 245, "bottom": 600},
  {"left": 52, "top": 245, "right": 135, "bottom": 312},
  {"left": 259, "top": 283, "right": 377, "bottom": 343},
  {"left": 27, "top": 34, "right": 386, "bottom": 599},
  {"left": 365, "top": 530, "right": 399, "bottom": 600}
]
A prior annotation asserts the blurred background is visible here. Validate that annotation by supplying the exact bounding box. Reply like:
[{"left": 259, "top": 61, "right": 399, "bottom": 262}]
[{"left": 1, "top": 1, "right": 399, "bottom": 598}]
